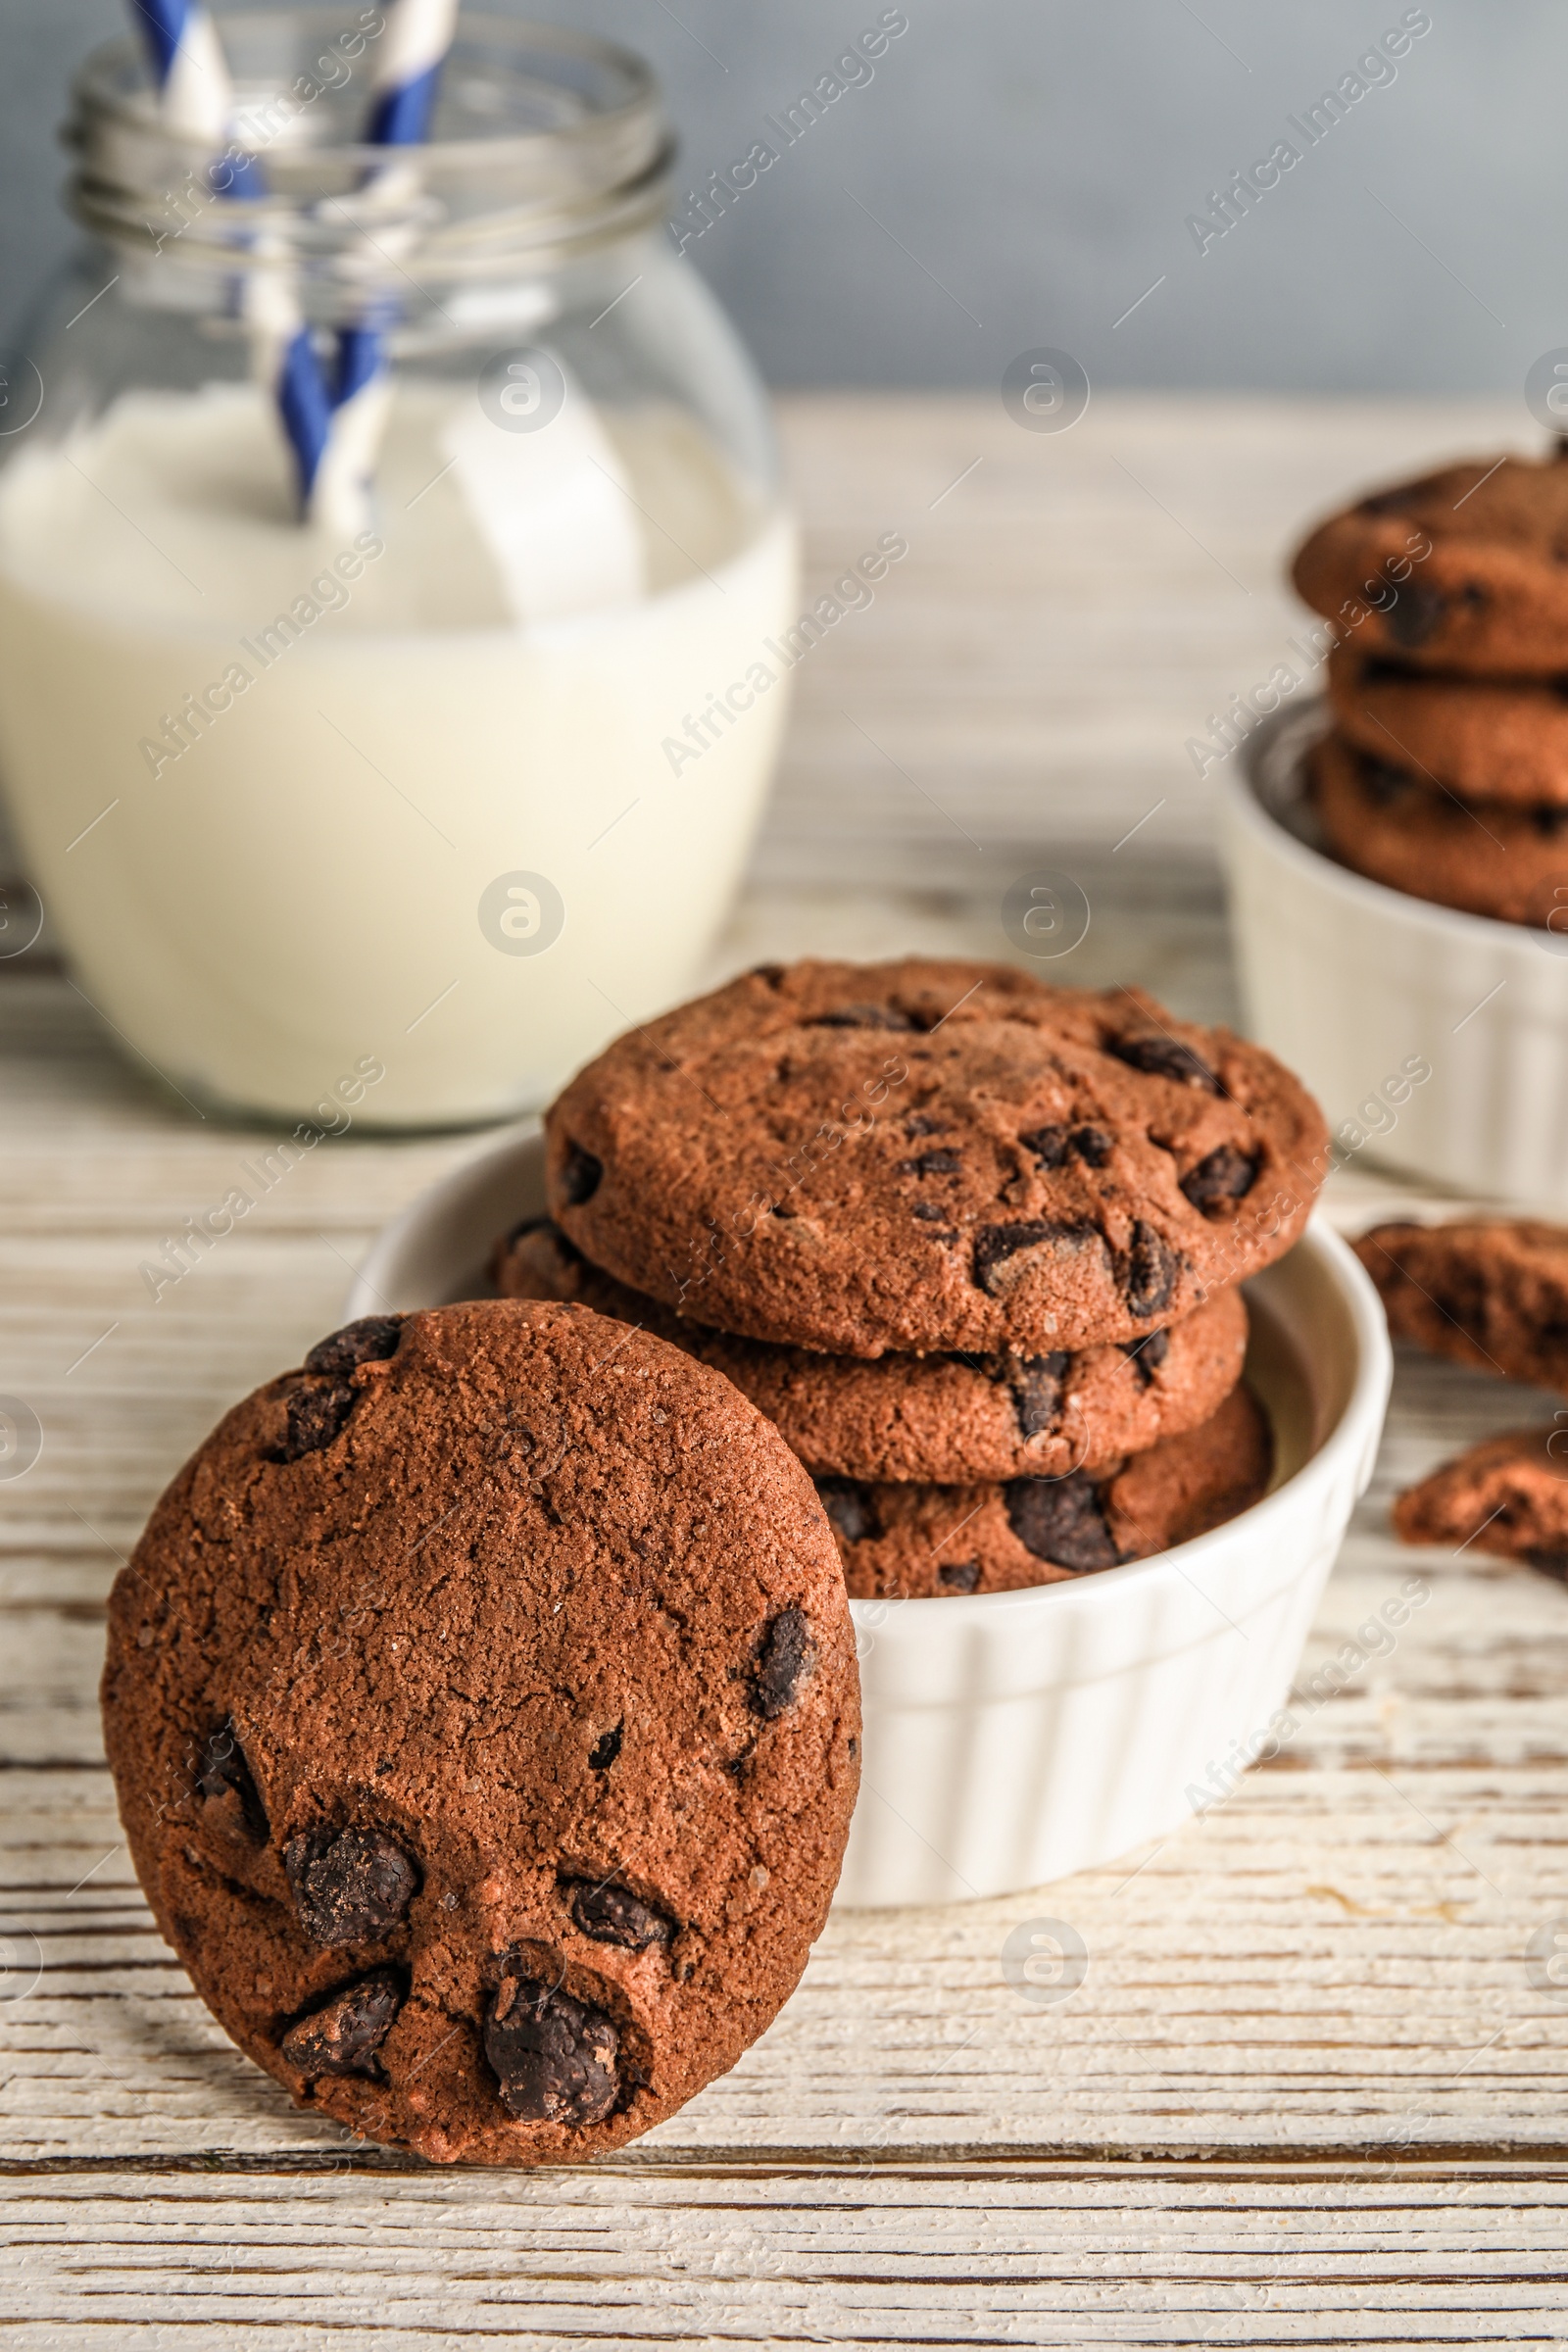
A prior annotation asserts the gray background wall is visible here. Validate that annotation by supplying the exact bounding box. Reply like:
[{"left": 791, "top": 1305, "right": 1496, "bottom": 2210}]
[{"left": 1, "top": 1, "right": 1555, "bottom": 397}]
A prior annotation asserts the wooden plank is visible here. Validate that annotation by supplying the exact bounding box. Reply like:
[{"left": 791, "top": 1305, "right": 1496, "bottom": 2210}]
[{"left": 4, "top": 2165, "right": 1568, "bottom": 2347}]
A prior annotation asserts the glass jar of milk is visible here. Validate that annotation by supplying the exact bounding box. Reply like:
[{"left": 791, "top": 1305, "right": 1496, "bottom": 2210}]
[{"left": 0, "top": 15, "right": 798, "bottom": 1125}]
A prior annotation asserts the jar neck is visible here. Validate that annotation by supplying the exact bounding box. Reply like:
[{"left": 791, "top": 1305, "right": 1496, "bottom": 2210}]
[{"left": 67, "top": 10, "right": 674, "bottom": 313}]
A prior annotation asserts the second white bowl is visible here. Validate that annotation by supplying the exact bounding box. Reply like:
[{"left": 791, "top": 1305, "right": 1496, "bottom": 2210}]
[{"left": 1221, "top": 697, "right": 1568, "bottom": 1206}]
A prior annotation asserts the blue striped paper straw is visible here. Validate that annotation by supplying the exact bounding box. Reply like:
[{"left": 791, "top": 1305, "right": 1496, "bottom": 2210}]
[
  {"left": 366, "top": 0, "right": 461, "bottom": 148},
  {"left": 130, "top": 0, "right": 342, "bottom": 518},
  {"left": 332, "top": 0, "right": 460, "bottom": 410},
  {"left": 129, "top": 0, "right": 233, "bottom": 146}
]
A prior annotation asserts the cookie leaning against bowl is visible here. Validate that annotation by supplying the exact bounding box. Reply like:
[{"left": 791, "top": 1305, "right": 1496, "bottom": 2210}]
[
  {"left": 1354, "top": 1217, "right": 1568, "bottom": 1390},
  {"left": 495, "top": 1216, "right": 1250, "bottom": 1484},
  {"left": 1310, "top": 733, "right": 1568, "bottom": 928},
  {"left": 1293, "top": 453, "right": 1568, "bottom": 675},
  {"left": 819, "top": 1380, "right": 1273, "bottom": 1599},
  {"left": 544, "top": 958, "right": 1329, "bottom": 1360},
  {"left": 101, "top": 1303, "right": 859, "bottom": 2168},
  {"left": 1328, "top": 645, "right": 1568, "bottom": 808}
]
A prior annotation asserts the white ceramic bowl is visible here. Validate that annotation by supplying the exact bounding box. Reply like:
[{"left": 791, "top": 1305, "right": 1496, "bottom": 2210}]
[
  {"left": 1222, "top": 697, "right": 1568, "bottom": 1206},
  {"left": 348, "top": 1132, "right": 1391, "bottom": 1908}
]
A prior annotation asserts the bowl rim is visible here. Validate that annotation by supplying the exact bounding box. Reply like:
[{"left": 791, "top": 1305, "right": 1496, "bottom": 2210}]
[
  {"left": 348, "top": 1132, "right": 1393, "bottom": 1627},
  {"left": 1222, "top": 693, "right": 1566, "bottom": 958}
]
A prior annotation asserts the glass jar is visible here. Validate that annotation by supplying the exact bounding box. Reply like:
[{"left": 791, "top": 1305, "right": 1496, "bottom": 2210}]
[{"left": 0, "top": 11, "right": 797, "bottom": 1126}]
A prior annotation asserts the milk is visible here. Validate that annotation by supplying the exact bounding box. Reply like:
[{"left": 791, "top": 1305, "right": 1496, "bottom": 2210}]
[{"left": 0, "top": 382, "right": 797, "bottom": 1124}]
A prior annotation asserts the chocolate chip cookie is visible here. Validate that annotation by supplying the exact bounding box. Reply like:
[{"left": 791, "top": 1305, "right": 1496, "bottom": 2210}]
[
  {"left": 1311, "top": 731, "right": 1568, "bottom": 927},
  {"left": 1355, "top": 1217, "right": 1568, "bottom": 1391},
  {"left": 1293, "top": 454, "right": 1568, "bottom": 675},
  {"left": 818, "top": 1380, "right": 1273, "bottom": 1598},
  {"left": 1329, "top": 647, "right": 1568, "bottom": 808},
  {"left": 1393, "top": 1427, "right": 1568, "bottom": 1583},
  {"left": 495, "top": 1217, "right": 1250, "bottom": 1483},
  {"left": 101, "top": 1301, "right": 859, "bottom": 2166},
  {"left": 544, "top": 959, "right": 1328, "bottom": 1359}
]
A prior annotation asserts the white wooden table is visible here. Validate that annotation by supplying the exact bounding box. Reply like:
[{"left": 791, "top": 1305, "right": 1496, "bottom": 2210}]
[{"left": 3, "top": 396, "right": 1567, "bottom": 2348}]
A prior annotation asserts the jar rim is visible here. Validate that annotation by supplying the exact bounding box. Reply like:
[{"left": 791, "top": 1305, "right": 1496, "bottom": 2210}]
[{"left": 67, "top": 9, "right": 677, "bottom": 275}]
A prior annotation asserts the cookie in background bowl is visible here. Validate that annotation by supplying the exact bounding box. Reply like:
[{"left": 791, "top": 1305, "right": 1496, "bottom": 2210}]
[
  {"left": 101, "top": 1301, "right": 859, "bottom": 2166},
  {"left": 1328, "top": 646, "right": 1568, "bottom": 808},
  {"left": 495, "top": 1215, "right": 1251, "bottom": 1484},
  {"left": 1309, "top": 731, "right": 1568, "bottom": 928},
  {"left": 1293, "top": 452, "right": 1568, "bottom": 674},
  {"left": 543, "top": 957, "right": 1330, "bottom": 1361}
]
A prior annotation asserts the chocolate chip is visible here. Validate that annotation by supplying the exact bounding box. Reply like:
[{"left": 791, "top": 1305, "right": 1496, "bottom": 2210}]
[
  {"left": 1383, "top": 581, "right": 1446, "bottom": 649},
  {"left": 1180, "top": 1145, "right": 1259, "bottom": 1212},
  {"left": 1526, "top": 1549, "right": 1568, "bottom": 1586},
  {"left": 973, "top": 1219, "right": 1103, "bottom": 1295},
  {"left": 1020, "top": 1125, "right": 1070, "bottom": 1167},
  {"left": 1533, "top": 805, "right": 1568, "bottom": 838},
  {"left": 195, "top": 1721, "right": 269, "bottom": 1842},
  {"left": 564, "top": 1879, "right": 676, "bottom": 1950},
  {"left": 560, "top": 1143, "right": 603, "bottom": 1205},
  {"left": 750, "top": 1607, "right": 816, "bottom": 1718},
  {"left": 898, "top": 1149, "right": 961, "bottom": 1176},
  {"left": 1124, "top": 1219, "right": 1180, "bottom": 1319},
  {"left": 1120, "top": 1328, "right": 1170, "bottom": 1388},
  {"left": 1020, "top": 1125, "right": 1111, "bottom": 1169},
  {"left": 1359, "top": 755, "right": 1415, "bottom": 808},
  {"left": 814, "top": 1477, "right": 883, "bottom": 1544},
  {"left": 1007, "top": 1350, "right": 1070, "bottom": 1438},
  {"left": 808, "top": 1003, "right": 922, "bottom": 1030},
  {"left": 588, "top": 1723, "right": 622, "bottom": 1772},
  {"left": 304, "top": 1316, "right": 405, "bottom": 1377},
  {"left": 277, "top": 1380, "right": 358, "bottom": 1461},
  {"left": 505, "top": 1213, "right": 552, "bottom": 1248},
  {"left": 1108, "top": 1035, "right": 1222, "bottom": 1094},
  {"left": 284, "top": 1826, "right": 419, "bottom": 1946},
  {"left": 750, "top": 962, "right": 786, "bottom": 986},
  {"left": 911, "top": 1201, "right": 950, "bottom": 1221},
  {"left": 484, "top": 1975, "right": 619, "bottom": 2127},
  {"left": 280, "top": 1967, "right": 403, "bottom": 2078},
  {"left": 937, "top": 1560, "right": 982, "bottom": 1593},
  {"left": 905, "top": 1114, "right": 950, "bottom": 1136},
  {"left": 1004, "top": 1473, "right": 1121, "bottom": 1571}
]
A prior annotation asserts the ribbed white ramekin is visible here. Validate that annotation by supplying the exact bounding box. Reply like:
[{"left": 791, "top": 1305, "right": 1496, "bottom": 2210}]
[
  {"left": 348, "top": 1132, "right": 1390, "bottom": 1908},
  {"left": 1222, "top": 698, "right": 1568, "bottom": 1206}
]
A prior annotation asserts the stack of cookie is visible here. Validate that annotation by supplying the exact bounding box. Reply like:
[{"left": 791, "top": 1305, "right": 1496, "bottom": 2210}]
[
  {"left": 1292, "top": 452, "right": 1568, "bottom": 928},
  {"left": 1357, "top": 1216, "right": 1568, "bottom": 1583},
  {"left": 498, "top": 957, "right": 1331, "bottom": 1597}
]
